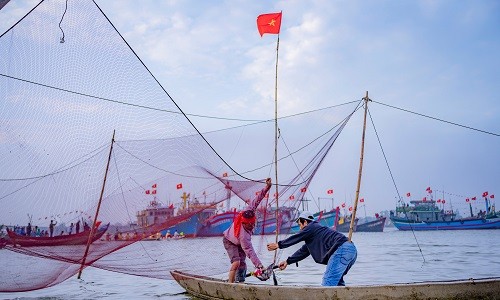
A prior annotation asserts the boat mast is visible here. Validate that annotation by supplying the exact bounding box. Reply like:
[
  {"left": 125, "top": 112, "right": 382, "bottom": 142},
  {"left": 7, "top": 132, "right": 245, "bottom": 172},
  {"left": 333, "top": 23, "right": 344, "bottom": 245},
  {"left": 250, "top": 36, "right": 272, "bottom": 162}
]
[
  {"left": 348, "top": 92, "right": 370, "bottom": 242},
  {"left": 78, "top": 130, "right": 115, "bottom": 279}
]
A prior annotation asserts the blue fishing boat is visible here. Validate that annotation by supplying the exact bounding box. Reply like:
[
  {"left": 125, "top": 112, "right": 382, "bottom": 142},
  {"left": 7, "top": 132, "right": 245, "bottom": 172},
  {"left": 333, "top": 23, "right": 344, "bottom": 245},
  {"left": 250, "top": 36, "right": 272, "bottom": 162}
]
[
  {"left": 390, "top": 198, "right": 500, "bottom": 230},
  {"left": 285, "top": 208, "right": 339, "bottom": 234},
  {"left": 197, "top": 206, "right": 297, "bottom": 236}
]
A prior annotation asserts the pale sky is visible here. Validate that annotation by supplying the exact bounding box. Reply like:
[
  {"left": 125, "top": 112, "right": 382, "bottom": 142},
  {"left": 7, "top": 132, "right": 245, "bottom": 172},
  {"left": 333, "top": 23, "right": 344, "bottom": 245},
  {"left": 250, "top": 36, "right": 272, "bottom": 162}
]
[{"left": 1, "top": 0, "right": 499, "bottom": 217}]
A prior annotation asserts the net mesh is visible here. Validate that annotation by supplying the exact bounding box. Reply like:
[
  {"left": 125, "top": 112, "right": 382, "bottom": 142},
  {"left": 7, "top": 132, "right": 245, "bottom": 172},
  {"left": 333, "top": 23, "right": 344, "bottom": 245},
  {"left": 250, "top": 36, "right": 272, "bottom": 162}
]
[{"left": 0, "top": 0, "right": 356, "bottom": 292}]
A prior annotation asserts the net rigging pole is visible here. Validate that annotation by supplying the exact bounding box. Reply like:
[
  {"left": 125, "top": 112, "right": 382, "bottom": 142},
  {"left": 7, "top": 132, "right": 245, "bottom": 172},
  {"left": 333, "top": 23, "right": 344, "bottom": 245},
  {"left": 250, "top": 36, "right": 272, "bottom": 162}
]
[{"left": 348, "top": 92, "right": 370, "bottom": 242}]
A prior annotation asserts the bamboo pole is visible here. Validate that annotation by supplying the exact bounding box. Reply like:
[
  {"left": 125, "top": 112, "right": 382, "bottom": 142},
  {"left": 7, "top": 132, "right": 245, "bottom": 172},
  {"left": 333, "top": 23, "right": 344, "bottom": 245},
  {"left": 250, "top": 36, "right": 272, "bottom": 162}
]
[
  {"left": 78, "top": 130, "right": 115, "bottom": 279},
  {"left": 348, "top": 92, "right": 370, "bottom": 242},
  {"left": 273, "top": 34, "right": 280, "bottom": 260}
]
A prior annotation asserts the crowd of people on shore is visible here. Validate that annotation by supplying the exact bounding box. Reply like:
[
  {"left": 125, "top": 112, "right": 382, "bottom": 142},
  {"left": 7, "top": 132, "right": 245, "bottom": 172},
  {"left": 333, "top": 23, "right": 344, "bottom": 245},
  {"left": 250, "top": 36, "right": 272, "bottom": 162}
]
[{"left": 105, "top": 229, "right": 185, "bottom": 241}]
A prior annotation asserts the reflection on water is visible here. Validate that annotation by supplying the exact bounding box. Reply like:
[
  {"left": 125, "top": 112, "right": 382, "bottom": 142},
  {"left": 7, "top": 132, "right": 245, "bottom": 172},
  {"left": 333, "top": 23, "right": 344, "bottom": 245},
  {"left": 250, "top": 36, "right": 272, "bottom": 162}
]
[{"left": 1, "top": 228, "right": 499, "bottom": 299}]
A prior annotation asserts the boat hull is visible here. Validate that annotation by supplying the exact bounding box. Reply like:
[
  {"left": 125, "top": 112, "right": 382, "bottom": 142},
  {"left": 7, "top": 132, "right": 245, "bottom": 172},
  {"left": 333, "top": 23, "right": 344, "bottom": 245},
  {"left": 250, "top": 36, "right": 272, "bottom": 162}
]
[
  {"left": 356, "top": 217, "right": 386, "bottom": 232},
  {"left": 197, "top": 211, "right": 238, "bottom": 237},
  {"left": 391, "top": 217, "right": 500, "bottom": 230},
  {"left": 170, "top": 270, "right": 500, "bottom": 300}
]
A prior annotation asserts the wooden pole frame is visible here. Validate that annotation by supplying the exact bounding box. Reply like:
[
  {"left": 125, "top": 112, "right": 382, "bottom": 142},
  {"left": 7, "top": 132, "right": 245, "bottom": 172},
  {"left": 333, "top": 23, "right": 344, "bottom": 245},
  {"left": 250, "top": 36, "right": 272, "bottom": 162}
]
[
  {"left": 78, "top": 130, "right": 115, "bottom": 279},
  {"left": 348, "top": 92, "right": 370, "bottom": 242}
]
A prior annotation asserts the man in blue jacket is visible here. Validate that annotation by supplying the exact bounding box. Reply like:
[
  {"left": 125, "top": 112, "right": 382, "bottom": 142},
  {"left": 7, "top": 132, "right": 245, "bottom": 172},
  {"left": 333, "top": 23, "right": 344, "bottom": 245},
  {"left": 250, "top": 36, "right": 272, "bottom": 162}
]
[{"left": 267, "top": 211, "right": 357, "bottom": 286}]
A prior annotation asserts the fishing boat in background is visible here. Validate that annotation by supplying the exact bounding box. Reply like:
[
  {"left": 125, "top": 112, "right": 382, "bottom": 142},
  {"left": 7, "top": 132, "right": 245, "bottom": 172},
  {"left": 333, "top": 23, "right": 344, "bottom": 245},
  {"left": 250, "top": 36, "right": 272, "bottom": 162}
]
[
  {"left": 334, "top": 214, "right": 386, "bottom": 232},
  {"left": 197, "top": 206, "right": 298, "bottom": 236},
  {"left": 286, "top": 208, "right": 339, "bottom": 234},
  {"left": 390, "top": 198, "right": 500, "bottom": 230},
  {"left": 136, "top": 194, "right": 217, "bottom": 238},
  {"left": 6, "top": 223, "right": 109, "bottom": 247}
]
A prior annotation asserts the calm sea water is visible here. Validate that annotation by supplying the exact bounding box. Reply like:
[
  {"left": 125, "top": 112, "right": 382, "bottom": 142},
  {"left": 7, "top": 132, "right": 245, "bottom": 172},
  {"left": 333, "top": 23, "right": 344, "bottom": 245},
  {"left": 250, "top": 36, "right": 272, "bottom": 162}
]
[{"left": 1, "top": 227, "right": 499, "bottom": 299}]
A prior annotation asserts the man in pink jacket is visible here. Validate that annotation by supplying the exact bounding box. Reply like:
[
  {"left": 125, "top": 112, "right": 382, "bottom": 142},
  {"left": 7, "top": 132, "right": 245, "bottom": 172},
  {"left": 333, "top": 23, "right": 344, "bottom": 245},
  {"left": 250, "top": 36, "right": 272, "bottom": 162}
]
[{"left": 223, "top": 178, "right": 272, "bottom": 283}]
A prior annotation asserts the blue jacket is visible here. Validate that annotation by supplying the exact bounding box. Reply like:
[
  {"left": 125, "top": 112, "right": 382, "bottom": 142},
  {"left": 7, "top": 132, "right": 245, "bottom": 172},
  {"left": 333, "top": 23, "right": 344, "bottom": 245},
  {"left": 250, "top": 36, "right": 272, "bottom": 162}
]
[{"left": 278, "top": 221, "right": 348, "bottom": 265}]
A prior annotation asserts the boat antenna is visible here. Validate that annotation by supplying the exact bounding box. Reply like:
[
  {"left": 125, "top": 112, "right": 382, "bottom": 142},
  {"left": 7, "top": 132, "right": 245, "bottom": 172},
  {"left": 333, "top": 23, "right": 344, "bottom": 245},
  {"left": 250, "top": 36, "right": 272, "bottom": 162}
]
[
  {"left": 78, "top": 130, "right": 115, "bottom": 279},
  {"left": 347, "top": 92, "right": 370, "bottom": 242}
]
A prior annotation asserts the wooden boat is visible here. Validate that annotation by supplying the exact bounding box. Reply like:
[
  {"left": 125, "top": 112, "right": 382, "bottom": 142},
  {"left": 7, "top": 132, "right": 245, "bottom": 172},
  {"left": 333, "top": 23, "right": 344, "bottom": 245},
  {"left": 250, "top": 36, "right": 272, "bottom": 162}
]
[
  {"left": 6, "top": 223, "right": 109, "bottom": 247},
  {"left": 171, "top": 270, "right": 500, "bottom": 300}
]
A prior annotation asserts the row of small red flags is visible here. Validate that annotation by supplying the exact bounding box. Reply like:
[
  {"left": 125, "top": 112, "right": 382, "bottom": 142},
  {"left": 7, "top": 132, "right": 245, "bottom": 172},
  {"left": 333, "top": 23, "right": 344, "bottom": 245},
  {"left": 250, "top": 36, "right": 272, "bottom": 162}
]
[{"left": 406, "top": 188, "right": 494, "bottom": 202}]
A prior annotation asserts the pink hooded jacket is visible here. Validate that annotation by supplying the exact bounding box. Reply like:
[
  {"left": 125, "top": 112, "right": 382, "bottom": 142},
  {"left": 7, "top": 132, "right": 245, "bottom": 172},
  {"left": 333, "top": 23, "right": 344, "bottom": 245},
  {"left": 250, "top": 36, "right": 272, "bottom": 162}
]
[{"left": 223, "top": 182, "right": 271, "bottom": 268}]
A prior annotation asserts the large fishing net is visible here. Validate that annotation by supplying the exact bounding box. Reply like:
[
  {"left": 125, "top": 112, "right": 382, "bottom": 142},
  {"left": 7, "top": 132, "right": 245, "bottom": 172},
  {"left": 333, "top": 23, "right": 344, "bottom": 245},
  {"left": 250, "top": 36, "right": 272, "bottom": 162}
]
[{"left": 0, "top": 0, "right": 358, "bottom": 292}]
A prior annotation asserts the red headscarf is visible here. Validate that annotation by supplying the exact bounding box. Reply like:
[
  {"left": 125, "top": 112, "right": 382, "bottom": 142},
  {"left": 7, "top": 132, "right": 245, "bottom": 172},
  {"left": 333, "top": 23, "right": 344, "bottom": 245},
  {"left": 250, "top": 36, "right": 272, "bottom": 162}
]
[{"left": 234, "top": 210, "right": 256, "bottom": 238}]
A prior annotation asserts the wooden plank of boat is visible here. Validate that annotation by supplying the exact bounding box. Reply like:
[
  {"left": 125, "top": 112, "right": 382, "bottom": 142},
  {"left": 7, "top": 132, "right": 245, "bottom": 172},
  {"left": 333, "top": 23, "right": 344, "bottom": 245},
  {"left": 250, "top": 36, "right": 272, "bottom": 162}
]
[{"left": 170, "top": 270, "right": 500, "bottom": 300}]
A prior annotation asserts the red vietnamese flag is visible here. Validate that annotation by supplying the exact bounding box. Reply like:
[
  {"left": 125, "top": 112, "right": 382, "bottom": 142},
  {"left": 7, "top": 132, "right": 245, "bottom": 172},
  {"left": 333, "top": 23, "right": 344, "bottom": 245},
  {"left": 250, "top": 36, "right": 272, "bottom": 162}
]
[
  {"left": 257, "top": 12, "right": 282, "bottom": 37},
  {"left": 289, "top": 195, "right": 295, "bottom": 200},
  {"left": 426, "top": 187, "right": 431, "bottom": 191},
  {"left": 483, "top": 191, "right": 488, "bottom": 197},
  {"left": 152, "top": 183, "right": 157, "bottom": 188},
  {"left": 359, "top": 198, "right": 364, "bottom": 203},
  {"left": 406, "top": 192, "right": 411, "bottom": 197},
  {"left": 152, "top": 190, "right": 157, "bottom": 195},
  {"left": 145, "top": 190, "right": 150, "bottom": 194},
  {"left": 327, "top": 189, "right": 334, "bottom": 195},
  {"left": 442, "top": 199, "right": 446, "bottom": 204},
  {"left": 491, "top": 194, "right": 495, "bottom": 199},
  {"left": 466, "top": 198, "right": 470, "bottom": 202},
  {"left": 437, "top": 199, "right": 441, "bottom": 203},
  {"left": 472, "top": 197, "right": 476, "bottom": 200},
  {"left": 301, "top": 187, "right": 307, "bottom": 193},
  {"left": 222, "top": 172, "right": 228, "bottom": 177},
  {"left": 255, "top": 191, "right": 260, "bottom": 196},
  {"left": 341, "top": 202, "right": 346, "bottom": 208},
  {"left": 423, "top": 197, "right": 427, "bottom": 202},
  {"left": 348, "top": 206, "right": 353, "bottom": 212},
  {"left": 176, "top": 183, "right": 183, "bottom": 190}
]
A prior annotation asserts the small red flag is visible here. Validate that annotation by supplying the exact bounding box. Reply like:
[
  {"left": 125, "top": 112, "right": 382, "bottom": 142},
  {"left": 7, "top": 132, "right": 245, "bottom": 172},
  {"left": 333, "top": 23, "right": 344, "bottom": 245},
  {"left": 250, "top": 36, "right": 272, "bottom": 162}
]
[
  {"left": 348, "top": 206, "right": 353, "bottom": 212},
  {"left": 289, "top": 195, "right": 295, "bottom": 200},
  {"left": 423, "top": 197, "right": 427, "bottom": 202},
  {"left": 255, "top": 191, "right": 260, "bottom": 196},
  {"left": 341, "top": 203, "right": 346, "bottom": 208},
  {"left": 145, "top": 190, "right": 150, "bottom": 194},
  {"left": 483, "top": 191, "right": 488, "bottom": 197},
  {"left": 327, "top": 189, "right": 334, "bottom": 194},
  {"left": 426, "top": 187, "right": 431, "bottom": 191},
  {"left": 406, "top": 192, "right": 411, "bottom": 197},
  {"left": 466, "top": 198, "right": 470, "bottom": 202},
  {"left": 176, "top": 183, "right": 183, "bottom": 190},
  {"left": 442, "top": 199, "right": 446, "bottom": 204},
  {"left": 222, "top": 172, "right": 228, "bottom": 177},
  {"left": 301, "top": 187, "right": 307, "bottom": 193},
  {"left": 152, "top": 183, "right": 157, "bottom": 188},
  {"left": 168, "top": 204, "right": 174, "bottom": 209},
  {"left": 490, "top": 194, "right": 495, "bottom": 199},
  {"left": 152, "top": 190, "right": 157, "bottom": 195},
  {"left": 273, "top": 192, "right": 279, "bottom": 198},
  {"left": 472, "top": 197, "right": 476, "bottom": 200},
  {"left": 437, "top": 199, "right": 441, "bottom": 203},
  {"left": 257, "top": 12, "right": 282, "bottom": 37},
  {"left": 359, "top": 198, "right": 364, "bottom": 203}
]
